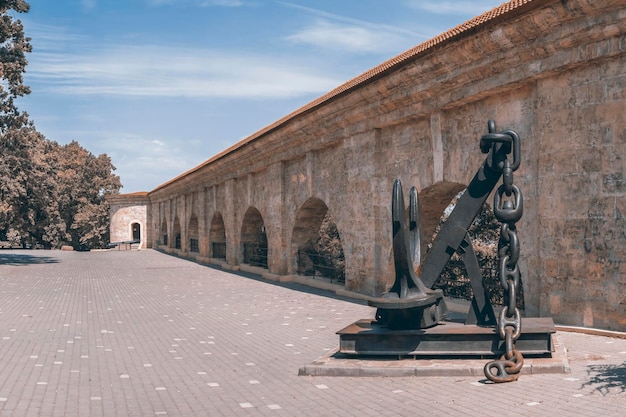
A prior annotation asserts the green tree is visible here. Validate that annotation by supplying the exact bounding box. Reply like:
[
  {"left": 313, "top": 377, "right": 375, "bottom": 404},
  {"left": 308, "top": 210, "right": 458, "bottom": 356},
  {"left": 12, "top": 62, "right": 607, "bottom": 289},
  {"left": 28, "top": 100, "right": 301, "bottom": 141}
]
[
  {"left": 0, "top": 0, "right": 31, "bottom": 133},
  {"left": 0, "top": 1, "right": 123, "bottom": 249},
  {"left": 54, "top": 141, "right": 121, "bottom": 249},
  {"left": 0, "top": 127, "right": 52, "bottom": 246},
  {"left": 0, "top": 1, "right": 32, "bottom": 245}
]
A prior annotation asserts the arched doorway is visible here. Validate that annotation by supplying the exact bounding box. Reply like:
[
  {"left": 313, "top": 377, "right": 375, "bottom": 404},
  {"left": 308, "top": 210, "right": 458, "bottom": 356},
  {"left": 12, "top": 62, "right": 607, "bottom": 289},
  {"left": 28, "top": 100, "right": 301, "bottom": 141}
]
[
  {"left": 291, "top": 198, "right": 345, "bottom": 283},
  {"left": 131, "top": 222, "right": 141, "bottom": 242},
  {"left": 240, "top": 207, "right": 267, "bottom": 268},
  {"left": 210, "top": 212, "right": 226, "bottom": 260}
]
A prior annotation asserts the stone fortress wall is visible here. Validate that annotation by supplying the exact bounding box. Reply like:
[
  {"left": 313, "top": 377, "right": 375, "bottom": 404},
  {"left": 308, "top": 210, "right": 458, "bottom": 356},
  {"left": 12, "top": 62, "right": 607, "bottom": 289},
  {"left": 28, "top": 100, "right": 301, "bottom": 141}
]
[{"left": 109, "top": 0, "right": 626, "bottom": 331}]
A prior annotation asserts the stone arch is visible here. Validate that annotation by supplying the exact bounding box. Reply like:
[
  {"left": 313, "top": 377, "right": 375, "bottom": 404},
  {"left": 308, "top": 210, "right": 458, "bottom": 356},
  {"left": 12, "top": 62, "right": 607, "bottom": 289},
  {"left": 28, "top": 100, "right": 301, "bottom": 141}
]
[
  {"left": 291, "top": 198, "right": 345, "bottom": 283},
  {"left": 188, "top": 214, "right": 199, "bottom": 253},
  {"left": 209, "top": 212, "right": 226, "bottom": 260},
  {"left": 240, "top": 207, "right": 268, "bottom": 268},
  {"left": 173, "top": 216, "right": 181, "bottom": 249},
  {"left": 160, "top": 219, "right": 168, "bottom": 247}
]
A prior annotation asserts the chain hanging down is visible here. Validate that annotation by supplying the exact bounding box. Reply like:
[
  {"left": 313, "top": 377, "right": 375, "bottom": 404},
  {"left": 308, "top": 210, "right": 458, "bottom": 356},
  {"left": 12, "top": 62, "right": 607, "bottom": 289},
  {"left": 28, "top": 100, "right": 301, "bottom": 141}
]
[{"left": 481, "top": 121, "right": 524, "bottom": 383}]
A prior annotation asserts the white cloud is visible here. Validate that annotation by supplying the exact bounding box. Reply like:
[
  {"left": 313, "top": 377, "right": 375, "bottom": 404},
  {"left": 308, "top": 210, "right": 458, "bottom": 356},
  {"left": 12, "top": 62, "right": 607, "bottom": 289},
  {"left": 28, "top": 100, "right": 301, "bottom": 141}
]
[
  {"left": 75, "top": 131, "right": 203, "bottom": 191},
  {"left": 22, "top": 20, "right": 88, "bottom": 51},
  {"left": 27, "top": 45, "right": 342, "bottom": 99},
  {"left": 281, "top": 2, "right": 428, "bottom": 54},
  {"left": 281, "top": 2, "right": 421, "bottom": 37},
  {"left": 81, "top": 0, "right": 97, "bottom": 11},
  {"left": 147, "top": 0, "right": 245, "bottom": 6},
  {"left": 286, "top": 20, "right": 410, "bottom": 54},
  {"left": 403, "top": 0, "right": 503, "bottom": 15}
]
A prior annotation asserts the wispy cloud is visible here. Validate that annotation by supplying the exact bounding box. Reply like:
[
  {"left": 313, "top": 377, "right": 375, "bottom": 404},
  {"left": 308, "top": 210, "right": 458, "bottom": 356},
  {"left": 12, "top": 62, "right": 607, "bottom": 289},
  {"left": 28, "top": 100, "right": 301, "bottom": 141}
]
[
  {"left": 81, "top": 0, "right": 97, "bottom": 11},
  {"left": 71, "top": 130, "right": 204, "bottom": 191},
  {"left": 27, "top": 44, "right": 342, "bottom": 98},
  {"left": 280, "top": 2, "right": 428, "bottom": 53},
  {"left": 281, "top": 3, "right": 422, "bottom": 37},
  {"left": 147, "top": 0, "right": 245, "bottom": 6},
  {"left": 286, "top": 20, "right": 410, "bottom": 54},
  {"left": 281, "top": 2, "right": 427, "bottom": 54},
  {"left": 403, "top": 0, "right": 502, "bottom": 15},
  {"left": 22, "top": 20, "right": 88, "bottom": 51}
]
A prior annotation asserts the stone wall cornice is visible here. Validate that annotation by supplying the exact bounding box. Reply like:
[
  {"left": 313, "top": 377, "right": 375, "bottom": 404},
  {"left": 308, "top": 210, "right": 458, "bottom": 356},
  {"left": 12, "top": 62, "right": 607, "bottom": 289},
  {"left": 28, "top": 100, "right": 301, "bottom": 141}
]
[{"left": 107, "top": 193, "right": 150, "bottom": 205}]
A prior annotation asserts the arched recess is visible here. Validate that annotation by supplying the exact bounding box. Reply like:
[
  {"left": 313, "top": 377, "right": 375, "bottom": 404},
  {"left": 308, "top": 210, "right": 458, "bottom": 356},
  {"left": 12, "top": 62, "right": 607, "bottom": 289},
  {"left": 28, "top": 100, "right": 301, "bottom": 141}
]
[
  {"left": 420, "top": 181, "right": 524, "bottom": 309},
  {"left": 160, "top": 219, "right": 168, "bottom": 247},
  {"left": 209, "top": 212, "right": 226, "bottom": 260},
  {"left": 173, "top": 216, "right": 181, "bottom": 250},
  {"left": 291, "top": 198, "right": 345, "bottom": 283},
  {"left": 188, "top": 214, "right": 199, "bottom": 253},
  {"left": 240, "top": 207, "right": 268, "bottom": 268}
]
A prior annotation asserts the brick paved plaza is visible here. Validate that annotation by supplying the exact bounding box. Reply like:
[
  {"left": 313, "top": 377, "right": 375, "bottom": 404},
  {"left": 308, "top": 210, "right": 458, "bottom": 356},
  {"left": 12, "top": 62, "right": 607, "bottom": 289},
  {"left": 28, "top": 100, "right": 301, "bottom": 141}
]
[{"left": 0, "top": 249, "right": 624, "bottom": 416}]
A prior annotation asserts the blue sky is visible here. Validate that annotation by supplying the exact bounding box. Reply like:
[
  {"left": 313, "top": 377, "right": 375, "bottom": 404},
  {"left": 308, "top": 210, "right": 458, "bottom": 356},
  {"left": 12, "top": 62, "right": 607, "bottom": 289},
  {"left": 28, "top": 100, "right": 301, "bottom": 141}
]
[{"left": 18, "top": 0, "right": 504, "bottom": 192}]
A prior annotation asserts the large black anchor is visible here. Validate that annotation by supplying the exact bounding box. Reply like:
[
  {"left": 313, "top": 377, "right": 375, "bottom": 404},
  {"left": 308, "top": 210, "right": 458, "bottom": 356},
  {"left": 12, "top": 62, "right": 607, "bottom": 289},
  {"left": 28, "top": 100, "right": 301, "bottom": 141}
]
[{"left": 370, "top": 120, "right": 520, "bottom": 333}]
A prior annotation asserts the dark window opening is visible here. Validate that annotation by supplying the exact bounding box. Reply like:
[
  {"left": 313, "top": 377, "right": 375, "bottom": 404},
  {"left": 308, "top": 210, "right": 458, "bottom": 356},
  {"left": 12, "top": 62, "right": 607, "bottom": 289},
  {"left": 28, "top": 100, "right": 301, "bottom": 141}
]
[
  {"left": 212, "top": 242, "right": 226, "bottom": 260},
  {"left": 243, "top": 242, "right": 268, "bottom": 268}
]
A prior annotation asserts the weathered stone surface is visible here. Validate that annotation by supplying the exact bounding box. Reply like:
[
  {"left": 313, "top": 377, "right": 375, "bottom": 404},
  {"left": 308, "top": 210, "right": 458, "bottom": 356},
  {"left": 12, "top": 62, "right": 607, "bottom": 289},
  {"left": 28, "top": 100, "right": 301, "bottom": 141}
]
[{"left": 110, "top": 0, "right": 626, "bottom": 330}]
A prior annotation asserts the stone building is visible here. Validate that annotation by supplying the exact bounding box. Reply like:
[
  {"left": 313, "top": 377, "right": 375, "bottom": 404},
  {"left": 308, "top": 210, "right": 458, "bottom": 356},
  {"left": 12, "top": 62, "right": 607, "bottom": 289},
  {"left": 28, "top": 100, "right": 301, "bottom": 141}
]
[
  {"left": 108, "top": 192, "right": 150, "bottom": 249},
  {"left": 109, "top": 0, "right": 626, "bottom": 331}
]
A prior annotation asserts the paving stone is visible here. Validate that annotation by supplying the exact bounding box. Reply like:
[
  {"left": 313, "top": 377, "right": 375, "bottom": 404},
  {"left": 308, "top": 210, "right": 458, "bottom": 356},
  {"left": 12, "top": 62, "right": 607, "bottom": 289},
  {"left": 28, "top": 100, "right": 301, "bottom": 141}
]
[{"left": 0, "top": 249, "right": 624, "bottom": 416}]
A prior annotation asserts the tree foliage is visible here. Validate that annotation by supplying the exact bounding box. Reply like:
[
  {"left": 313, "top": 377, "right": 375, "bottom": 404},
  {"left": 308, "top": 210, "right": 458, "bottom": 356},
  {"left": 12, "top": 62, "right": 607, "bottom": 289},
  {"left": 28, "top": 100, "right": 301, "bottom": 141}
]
[
  {"left": 0, "top": 1, "right": 122, "bottom": 250},
  {"left": 0, "top": 0, "right": 31, "bottom": 133},
  {"left": 0, "top": 129, "right": 122, "bottom": 249}
]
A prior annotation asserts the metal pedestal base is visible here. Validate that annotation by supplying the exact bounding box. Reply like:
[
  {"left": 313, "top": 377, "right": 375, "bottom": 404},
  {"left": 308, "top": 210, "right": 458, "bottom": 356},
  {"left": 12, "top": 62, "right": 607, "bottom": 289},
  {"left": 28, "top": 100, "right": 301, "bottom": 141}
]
[{"left": 337, "top": 317, "right": 556, "bottom": 357}]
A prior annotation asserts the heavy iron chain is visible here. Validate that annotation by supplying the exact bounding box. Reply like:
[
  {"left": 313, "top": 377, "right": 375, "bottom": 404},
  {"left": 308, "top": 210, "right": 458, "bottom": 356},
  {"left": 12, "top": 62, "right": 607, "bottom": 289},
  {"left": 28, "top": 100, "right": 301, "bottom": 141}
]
[{"left": 481, "top": 121, "right": 524, "bottom": 383}]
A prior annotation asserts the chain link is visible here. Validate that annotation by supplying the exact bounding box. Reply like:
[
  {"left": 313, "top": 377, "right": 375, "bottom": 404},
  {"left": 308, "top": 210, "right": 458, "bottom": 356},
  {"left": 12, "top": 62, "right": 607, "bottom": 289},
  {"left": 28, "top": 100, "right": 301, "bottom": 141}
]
[{"left": 481, "top": 121, "right": 524, "bottom": 383}]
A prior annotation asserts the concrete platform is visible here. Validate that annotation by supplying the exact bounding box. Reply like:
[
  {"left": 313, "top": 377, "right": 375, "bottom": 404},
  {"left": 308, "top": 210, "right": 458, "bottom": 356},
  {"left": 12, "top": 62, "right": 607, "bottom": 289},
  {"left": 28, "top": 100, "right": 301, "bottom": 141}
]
[
  {"left": 337, "top": 317, "right": 555, "bottom": 356},
  {"left": 299, "top": 332, "right": 570, "bottom": 377}
]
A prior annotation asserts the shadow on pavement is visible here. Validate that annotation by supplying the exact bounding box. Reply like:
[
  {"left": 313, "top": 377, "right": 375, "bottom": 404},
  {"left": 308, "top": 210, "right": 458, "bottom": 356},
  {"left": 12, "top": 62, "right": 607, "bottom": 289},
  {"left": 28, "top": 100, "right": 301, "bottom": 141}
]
[
  {"left": 234, "top": 269, "right": 369, "bottom": 306},
  {"left": 582, "top": 361, "right": 626, "bottom": 395},
  {"left": 198, "top": 261, "right": 369, "bottom": 306},
  {"left": 0, "top": 252, "right": 60, "bottom": 266}
]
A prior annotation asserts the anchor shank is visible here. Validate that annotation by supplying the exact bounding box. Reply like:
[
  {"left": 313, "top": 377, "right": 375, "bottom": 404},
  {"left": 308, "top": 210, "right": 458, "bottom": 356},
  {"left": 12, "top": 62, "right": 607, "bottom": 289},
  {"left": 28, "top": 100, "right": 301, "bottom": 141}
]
[{"left": 420, "top": 150, "right": 506, "bottom": 289}]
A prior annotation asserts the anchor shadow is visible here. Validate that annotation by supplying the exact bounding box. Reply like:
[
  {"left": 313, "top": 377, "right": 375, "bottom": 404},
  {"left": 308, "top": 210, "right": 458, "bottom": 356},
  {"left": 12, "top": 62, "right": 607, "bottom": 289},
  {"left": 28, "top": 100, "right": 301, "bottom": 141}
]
[{"left": 581, "top": 361, "right": 626, "bottom": 395}]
